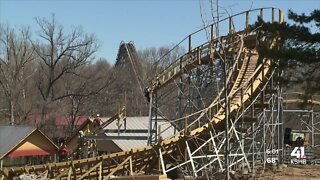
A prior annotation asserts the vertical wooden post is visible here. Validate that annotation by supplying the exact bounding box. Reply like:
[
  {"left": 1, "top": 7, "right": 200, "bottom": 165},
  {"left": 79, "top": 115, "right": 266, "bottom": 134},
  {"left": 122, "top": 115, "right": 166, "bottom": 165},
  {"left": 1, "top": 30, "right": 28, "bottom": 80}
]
[
  {"left": 99, "top": 163, "right": 102, "bottom": 180},
  {"left": 24, "top": 167, "right": 29, "bottom": 174},
  {"left": 107, "top": 155, "right": 111, "bottom": 175},
  {"left": 188, "top": 35, "right": 192, "bottom": 53},
  {"left": 159, "top": 149, "right": 166, "bottom": 175},
  {"left": 198, "top": 47, "right": 201, "bottom": 64},
  {"left": 279, "top": 9, "right": 283, "bottom": 23},
  {"left": 129, "top": 157, "right": 133, "bottom": 176},
  {"left": 129, "top": 149, "right": 134, "bottom": 173},
  {"left": 229, "top": 17, "right": 233, "bottom": 34},
  {"left": 72, "top": 161, "right": 77, "bottom": 180},
  {"left": 245, "top": 11, "right": 249, "bottom": 29},
  {"left": 211, "top": 24, "right": 214, "bottom": 40},
  {"left": 47, "top": 163, "right": 53, "bottom": 179},
  {"left": 272, "top": 8, "right": 275, "bottom": 23},
  {"left": 67, "top": 167, "right": 72, "bottom": 180},
  {"left": 260, "top": 8, "right": 264, "bottom": 21}
]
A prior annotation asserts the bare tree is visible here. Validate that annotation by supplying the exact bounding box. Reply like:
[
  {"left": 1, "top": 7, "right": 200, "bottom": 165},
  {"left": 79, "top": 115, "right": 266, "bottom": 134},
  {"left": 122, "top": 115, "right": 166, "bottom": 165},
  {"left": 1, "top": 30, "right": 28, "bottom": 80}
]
[
  {"left": 30, "top": 14, "right": 99, "bottom": 130},
  {"left": 138, "top": 45, "right": 185, "bottom": 86},
  {"left": 0, "top": 25, "right": 36, "bottom": 125},
  {"left": 23, "top": 14, "right": 103, "bottom": 137},
  {"left": 32, "top": 14, "right": 99, "bottom": 103},
  {"left": 60, "top": 58, "right": 114, "bottom": 132}
]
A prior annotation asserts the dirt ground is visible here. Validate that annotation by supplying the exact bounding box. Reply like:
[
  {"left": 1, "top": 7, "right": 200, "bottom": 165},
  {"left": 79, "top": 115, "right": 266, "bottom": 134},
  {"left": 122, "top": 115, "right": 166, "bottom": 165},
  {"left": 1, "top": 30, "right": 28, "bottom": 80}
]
[{"left": 258, "top": 165, "right": 320, "bottom": 180}]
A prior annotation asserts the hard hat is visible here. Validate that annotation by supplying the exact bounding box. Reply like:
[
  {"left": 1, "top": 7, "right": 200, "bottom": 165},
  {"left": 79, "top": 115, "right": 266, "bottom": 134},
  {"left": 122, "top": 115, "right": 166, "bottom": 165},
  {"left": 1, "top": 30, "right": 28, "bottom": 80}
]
[{"left": 96, "top": 114, "right": 100, "bottom": 117}]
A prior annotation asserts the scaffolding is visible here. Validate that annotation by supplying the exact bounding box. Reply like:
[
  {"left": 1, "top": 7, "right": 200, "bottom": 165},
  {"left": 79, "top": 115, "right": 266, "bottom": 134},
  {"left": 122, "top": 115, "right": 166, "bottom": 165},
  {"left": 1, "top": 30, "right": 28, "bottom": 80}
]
[{"left": 1, "top": 7, "right": 295, "bottom": 180}]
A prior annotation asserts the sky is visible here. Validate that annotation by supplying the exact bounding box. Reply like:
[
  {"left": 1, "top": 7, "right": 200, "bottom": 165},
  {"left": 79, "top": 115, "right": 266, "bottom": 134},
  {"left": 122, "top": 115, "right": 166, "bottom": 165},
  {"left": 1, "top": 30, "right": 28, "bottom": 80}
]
[{"left": 0, "top": 0, "right": 317, "bottom": 64}]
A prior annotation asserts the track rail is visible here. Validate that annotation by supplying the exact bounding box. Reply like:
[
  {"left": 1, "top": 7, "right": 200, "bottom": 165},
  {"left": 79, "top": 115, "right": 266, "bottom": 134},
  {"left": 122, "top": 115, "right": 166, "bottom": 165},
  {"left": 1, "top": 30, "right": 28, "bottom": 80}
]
[{"left": 0, "top": 7, "right": 284, "bottom": 179}]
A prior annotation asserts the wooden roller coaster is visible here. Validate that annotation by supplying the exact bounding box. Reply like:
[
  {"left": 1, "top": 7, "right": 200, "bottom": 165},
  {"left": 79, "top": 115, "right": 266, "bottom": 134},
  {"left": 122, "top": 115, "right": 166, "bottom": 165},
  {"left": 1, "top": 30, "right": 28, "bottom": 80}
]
[{"left": 0, "top": 7, "right": 284, "bottom": 180}]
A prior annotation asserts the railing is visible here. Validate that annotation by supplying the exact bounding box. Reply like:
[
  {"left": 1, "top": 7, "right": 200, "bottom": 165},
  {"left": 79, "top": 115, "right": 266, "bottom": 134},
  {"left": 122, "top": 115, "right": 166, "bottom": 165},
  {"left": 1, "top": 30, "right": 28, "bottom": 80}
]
[
  {"left": 154, "top": 7, "right": 284, "bottom": 145},
  {"left": 152, "top": 7, "right": 283, "bottom": 91}
]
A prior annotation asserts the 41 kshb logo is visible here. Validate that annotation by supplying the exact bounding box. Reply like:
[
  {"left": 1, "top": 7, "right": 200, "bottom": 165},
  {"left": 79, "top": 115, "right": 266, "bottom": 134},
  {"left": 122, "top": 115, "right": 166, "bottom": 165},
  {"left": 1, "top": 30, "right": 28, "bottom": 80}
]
[{"left": 291, "top": 147, "right": 306, "bottom": 165}]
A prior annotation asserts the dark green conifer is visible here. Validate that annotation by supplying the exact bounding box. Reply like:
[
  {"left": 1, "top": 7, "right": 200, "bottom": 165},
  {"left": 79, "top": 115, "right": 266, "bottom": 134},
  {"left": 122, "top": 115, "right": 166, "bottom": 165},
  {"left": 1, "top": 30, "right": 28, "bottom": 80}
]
[{"left": 254, "top": 10, "right": 320, "bottom": 100}]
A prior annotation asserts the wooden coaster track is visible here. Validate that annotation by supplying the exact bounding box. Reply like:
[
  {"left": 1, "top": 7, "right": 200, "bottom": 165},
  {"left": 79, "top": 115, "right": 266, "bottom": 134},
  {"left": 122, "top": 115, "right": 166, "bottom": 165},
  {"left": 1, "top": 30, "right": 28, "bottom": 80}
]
[{"left": 0, "top": 7, "right": 284, "bottom": 180}]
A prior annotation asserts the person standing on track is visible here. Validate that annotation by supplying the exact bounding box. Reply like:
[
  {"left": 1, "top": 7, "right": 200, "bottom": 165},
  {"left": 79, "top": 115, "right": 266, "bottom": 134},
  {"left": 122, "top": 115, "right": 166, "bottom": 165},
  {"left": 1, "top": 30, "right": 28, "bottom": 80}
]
[{"left": 93, "top": 114, "right": 103, "bottom": 128}]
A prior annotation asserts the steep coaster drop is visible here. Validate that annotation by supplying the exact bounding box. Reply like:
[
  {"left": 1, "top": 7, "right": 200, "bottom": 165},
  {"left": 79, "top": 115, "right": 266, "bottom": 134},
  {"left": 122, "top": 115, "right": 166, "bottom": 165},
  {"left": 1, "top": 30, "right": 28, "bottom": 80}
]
[{"left": 0, "top": 7, "right": 284, "bottom": 179}]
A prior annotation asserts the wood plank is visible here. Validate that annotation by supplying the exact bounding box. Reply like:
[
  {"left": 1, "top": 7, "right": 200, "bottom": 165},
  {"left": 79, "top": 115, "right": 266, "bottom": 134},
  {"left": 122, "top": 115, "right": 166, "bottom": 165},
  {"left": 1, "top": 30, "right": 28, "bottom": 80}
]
[
  {"left": 78, "top": 162, "right": 102, "bottom": 180},
  {"left": 54, "top": 166, "right": 71, "bottom": 179},
  {"left": 104, "top": 156, "right": 132, "bottom": 180}
]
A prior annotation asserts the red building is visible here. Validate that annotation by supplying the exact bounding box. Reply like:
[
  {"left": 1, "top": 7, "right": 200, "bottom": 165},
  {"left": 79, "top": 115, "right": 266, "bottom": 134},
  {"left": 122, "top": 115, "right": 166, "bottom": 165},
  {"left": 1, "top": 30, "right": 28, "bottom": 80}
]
[{"left": 0, "top": 125, "right": 59, "bottom": 167}]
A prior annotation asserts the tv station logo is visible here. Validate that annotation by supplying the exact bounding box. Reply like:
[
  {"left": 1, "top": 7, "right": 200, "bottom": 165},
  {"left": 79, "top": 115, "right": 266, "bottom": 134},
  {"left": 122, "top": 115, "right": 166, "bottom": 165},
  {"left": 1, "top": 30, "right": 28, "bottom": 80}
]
[
  {"left": 266, "top": 147, "right": 307, "bottom": 165},
  {"left": 290, "top": 146, "right": 306, "bottom": 164}
]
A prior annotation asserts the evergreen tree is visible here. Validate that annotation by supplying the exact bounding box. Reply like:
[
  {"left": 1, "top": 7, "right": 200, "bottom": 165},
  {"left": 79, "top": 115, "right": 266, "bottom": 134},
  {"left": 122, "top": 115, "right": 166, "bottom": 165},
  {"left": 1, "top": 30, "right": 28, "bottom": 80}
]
[{"left": 254, "top": 9, "right": 319, "bottom": 100}]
